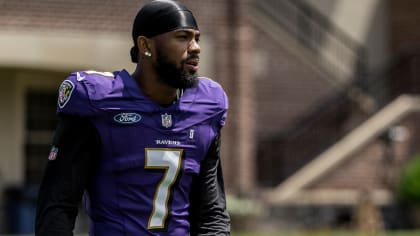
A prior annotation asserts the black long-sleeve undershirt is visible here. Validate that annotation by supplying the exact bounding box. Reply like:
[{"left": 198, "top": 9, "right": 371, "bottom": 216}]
[
  {"left": 189, "top": 133, "right": 231, "bottom": 235},
  {"left": 35, "top": 117, "right": 100, "bottom": 236}
]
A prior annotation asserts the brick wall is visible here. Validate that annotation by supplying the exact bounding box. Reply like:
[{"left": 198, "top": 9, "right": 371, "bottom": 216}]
[
  {"left": 252, "top": 20, "right": 339, "bottom": 141},
  {"left": 389, "top": 0, "right": 420, "bottom": 53}
]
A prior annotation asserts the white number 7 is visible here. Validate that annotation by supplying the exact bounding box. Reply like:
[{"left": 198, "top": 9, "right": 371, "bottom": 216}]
[{"left": 145, "top": 148, "right": 183, "bottom": 229}]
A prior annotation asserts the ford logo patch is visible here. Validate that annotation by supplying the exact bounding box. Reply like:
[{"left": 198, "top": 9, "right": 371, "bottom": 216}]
[{"left": 113, "top": 113, "right": 142, "bottom": 124}]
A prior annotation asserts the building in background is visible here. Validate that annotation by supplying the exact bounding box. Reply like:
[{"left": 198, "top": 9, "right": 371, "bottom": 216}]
[{"left": 1, "top": 0, "right": 420, "bottom": 233}]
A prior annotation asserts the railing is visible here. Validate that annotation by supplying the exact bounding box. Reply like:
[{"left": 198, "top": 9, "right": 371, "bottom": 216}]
[
  {"left": 258, "top": 88, "right": 356, "bottom": 186},
  {"left": 254, "top": 0, "right": 366, "bottom": 84},
  {"left": 265, "top": 94, "right": 420, "bottom": 203},
  {"left": 258, "top": 51, "right": 420, "bottom": 187}
]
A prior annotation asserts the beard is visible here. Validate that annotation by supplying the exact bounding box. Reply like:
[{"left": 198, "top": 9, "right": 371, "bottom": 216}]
[{"left": 153, "top": 49, "right": 198, "bottom": 89}]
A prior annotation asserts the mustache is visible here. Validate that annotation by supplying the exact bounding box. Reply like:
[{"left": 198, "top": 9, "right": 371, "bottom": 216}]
[{"left": 186, "top": 54, "right": 199, "bottom": 61}]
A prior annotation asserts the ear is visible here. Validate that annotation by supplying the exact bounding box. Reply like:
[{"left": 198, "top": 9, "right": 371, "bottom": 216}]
[{"left": 137, "top": 36, "right": 153, "bottom": 56}]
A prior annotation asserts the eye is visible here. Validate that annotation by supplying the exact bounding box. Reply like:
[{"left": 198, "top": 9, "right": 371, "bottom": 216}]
[{"left": 176, "top": 35, "right": 188, "bottom": 40}]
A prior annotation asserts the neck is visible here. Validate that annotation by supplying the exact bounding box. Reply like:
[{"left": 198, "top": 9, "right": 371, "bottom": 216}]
[{"left": 132, "top": 65, "right": 179, "bottom": 106}]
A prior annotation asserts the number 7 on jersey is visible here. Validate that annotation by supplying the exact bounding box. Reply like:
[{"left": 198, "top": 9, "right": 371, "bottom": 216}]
[{"left": 145, "top": 148, "right": 183, "bottom": 229}]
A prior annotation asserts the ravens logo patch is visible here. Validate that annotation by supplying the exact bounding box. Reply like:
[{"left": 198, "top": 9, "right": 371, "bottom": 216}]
[{"left": 58, "top": 80, "right": 75, "bottom": 108}]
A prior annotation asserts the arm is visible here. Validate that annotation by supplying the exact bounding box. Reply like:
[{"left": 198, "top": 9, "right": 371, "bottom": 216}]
[
  {"left": 35, "top": 116, "right": 100, "bottom": 236},
  {"left": 189, "top": 133, "right": 231, "bottom": 236}
]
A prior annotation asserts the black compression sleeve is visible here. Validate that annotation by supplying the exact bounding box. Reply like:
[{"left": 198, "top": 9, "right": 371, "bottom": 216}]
[
  {"left": 35, "top": 116, "right": 100, "bottom": 236},
  {"left": 189, "top": 133, "right": 231, "bottom": 236}
]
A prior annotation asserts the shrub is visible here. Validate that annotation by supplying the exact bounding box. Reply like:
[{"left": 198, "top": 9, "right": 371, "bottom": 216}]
[{"left": 397, "top": 155, "right": 420, "bottom": 206}]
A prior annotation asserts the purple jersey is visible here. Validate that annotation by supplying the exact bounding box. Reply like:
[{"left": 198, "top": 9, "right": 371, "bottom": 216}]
[{"left": 56, "top": 69, "right": 228, "bottom": 235}]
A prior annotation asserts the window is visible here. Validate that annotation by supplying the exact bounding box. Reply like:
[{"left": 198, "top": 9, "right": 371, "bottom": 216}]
[{"left": 25, "top": 91, "right": 58, "bottom": 184}]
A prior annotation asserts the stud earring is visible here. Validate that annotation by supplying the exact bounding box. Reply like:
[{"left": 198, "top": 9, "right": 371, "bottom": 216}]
[{"left": 144, "top": 51, "right": 152, "bottom": 57}]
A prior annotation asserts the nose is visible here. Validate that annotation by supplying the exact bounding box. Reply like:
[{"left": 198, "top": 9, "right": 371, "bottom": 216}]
[{"left": 188, "top": 39, "right": 200, "bottom": 54}]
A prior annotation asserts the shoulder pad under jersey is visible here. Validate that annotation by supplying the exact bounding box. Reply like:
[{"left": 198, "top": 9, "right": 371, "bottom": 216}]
[{"left": 57, "top": 70, "right": 117, "bottom": 117}]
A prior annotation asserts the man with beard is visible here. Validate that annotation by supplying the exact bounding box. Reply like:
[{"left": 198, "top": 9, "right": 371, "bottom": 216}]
[{"left": 35, "top": 1, "right": 231, "bottom": 235}]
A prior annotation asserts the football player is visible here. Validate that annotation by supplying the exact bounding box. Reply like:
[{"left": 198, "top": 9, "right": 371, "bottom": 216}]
[{"left": 35, "top": 1, "right": 230, "bottom": 235}]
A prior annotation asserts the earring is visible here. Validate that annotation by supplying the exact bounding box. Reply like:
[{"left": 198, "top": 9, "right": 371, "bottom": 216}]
[{"left": 144, "top": 51, "right": 152, "bottom": 57}]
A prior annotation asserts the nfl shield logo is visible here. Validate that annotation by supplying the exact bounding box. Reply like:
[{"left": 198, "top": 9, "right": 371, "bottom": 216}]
[
  {"left": 48, "top": 146, "right": 59, "bottom": 161},
  {"left": 161, "top": 113, "right": 172, "bottom": 128}
]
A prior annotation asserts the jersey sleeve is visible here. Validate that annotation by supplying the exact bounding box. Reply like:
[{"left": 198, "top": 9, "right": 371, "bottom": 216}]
[
  {"left": 57, "top": 72, "right": 92, "bottom": 117},
  {"left": 57, "top": 71, "right": 113, "bottom": 117},
  {"left": 198, "top": 78, "right": 229, "bottom": 129},
  {"left": 218, "top": 90, "right": 228, "bottom": 128},
  {"left": 208, "top": 79, "right": 228, "bottom": 129}
]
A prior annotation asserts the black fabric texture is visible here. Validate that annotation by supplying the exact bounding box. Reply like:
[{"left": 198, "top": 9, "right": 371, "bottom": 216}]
[
  {"left": 189, "top": 133, "right": 231, "bottom": 236},
  {"left": 35, "top": 116, "right": 100, "bottom": 236}
]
